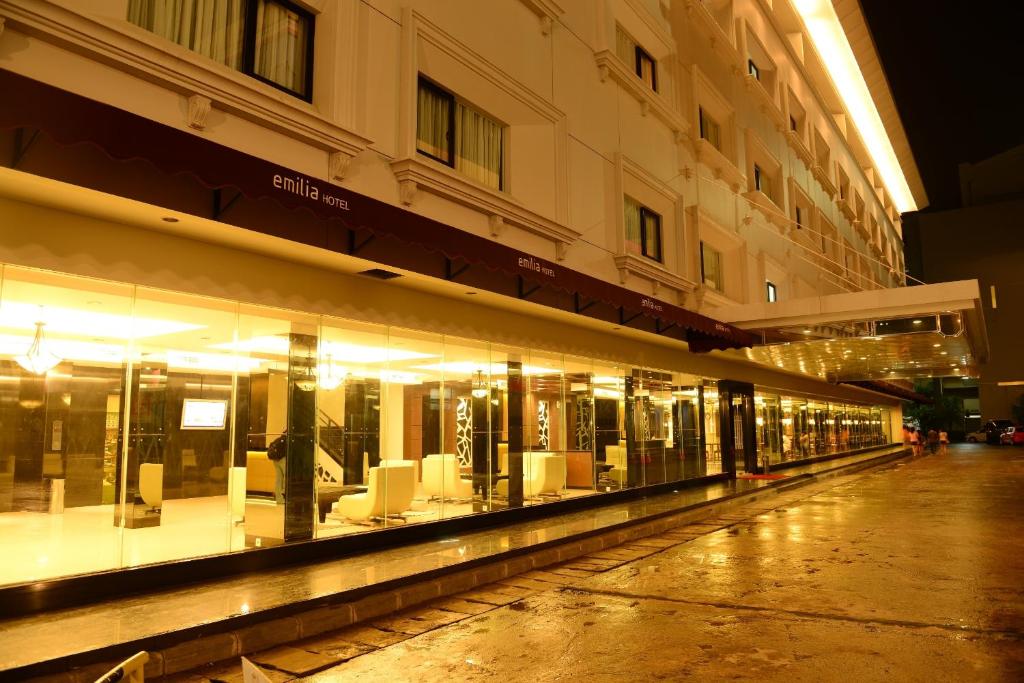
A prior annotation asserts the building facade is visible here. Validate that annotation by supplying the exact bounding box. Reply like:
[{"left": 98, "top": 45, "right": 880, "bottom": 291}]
[
  {"left": 0, "top": 0, "right": 922, "bottom": 594},
  {"left": 904, "top": 144, "right": 1024, "bottom": 424}
]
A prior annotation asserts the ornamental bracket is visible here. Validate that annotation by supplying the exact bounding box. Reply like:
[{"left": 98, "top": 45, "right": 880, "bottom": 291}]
[{"left": 187, "top": 94, "right": 212, "bottom": 130}]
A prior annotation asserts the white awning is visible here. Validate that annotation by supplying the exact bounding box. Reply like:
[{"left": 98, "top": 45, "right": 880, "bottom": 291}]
[{"left": 711, "top": 280, "right": 988, "bottom": 382}]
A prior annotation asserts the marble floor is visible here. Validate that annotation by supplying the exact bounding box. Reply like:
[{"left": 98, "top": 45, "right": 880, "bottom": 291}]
[
  {"left": 0, "top": 486, "right": 601, "bottom": 585},
  {"left": 0, "top": 446, "right": 908, "bottom": 675}
]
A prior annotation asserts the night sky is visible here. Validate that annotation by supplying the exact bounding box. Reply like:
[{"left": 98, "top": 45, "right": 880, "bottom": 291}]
[{"left": 860, "top": 0, "right": 1024, "bottom": 212}]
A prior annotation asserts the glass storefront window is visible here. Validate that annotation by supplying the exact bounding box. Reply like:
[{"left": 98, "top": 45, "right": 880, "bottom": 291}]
[
  {"left": 702, "top": 381, "right": 721, "bottom": 475},
  {"left": 0, "top": 262, "right": 902, "bottom": 588}
]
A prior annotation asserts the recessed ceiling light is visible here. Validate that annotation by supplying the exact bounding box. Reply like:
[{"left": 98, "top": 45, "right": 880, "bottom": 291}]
[
  {"left": 912, "top": 319, "right": 923, "bottom": 324},
  {"left": 932, "top": 343, "right": 941, "bottom": 348},
  {"left": 940, "top": 351, "right": 947, "bottom": 355},
  {"left": 161, "top": 216, "right": 179, "bottom": 223}
]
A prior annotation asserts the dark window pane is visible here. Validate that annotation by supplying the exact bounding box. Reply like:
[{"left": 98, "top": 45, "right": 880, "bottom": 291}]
[{"left": 253, "top": 0, "right": 311, "bottom": 97}]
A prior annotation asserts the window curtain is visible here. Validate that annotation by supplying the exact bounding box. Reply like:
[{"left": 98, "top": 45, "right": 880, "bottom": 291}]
[
  {"left": 254, "top": 0, "right": 309, "bottom": 95},
  {"left": 615, "top": 25, "right": 636, "bottom": 66},
  {"left": 455, "top": 103, "right": 502, "bottom": 190},
  {"left": 624, "top": 197, "right": 642, "bottom": 255},
  {"left": 128, "top": 0, "right": 245, "bottom": 70},
  {"left": 416, "top": 83, "right": 452, "bottom": 163},
  {"left": 642, "top": 211, "right": 661, "bottom": 260},
  {"left": 702, "top": 245, "right": 722, "bottom": 291}
]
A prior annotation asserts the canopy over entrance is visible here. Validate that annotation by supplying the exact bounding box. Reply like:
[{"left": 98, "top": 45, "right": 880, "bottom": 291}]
[{"left": 712, "top": 280, "right": 988, "bottom": 384}]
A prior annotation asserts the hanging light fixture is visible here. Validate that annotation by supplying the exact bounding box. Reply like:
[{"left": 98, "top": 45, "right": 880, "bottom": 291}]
[
  {"left": 16, "top": 322, "right": 61, "bottom": 375},
  {"left": 471, "top": 369, "right": 488, "bottom": 398},
  {"left": 319, "top": 353, "right": 344, "bottom": 391},
  {"left": 294, "top": 345, "right": 318, "bottom": 392}
]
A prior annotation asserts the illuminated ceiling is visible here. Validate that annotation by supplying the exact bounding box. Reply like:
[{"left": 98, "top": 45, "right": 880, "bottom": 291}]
[
  {"left": 792, "top": 0, "right": 918, "bottom": 212},
  {"left": 714, "top": 280, "right": 988, "bottom": 382}
]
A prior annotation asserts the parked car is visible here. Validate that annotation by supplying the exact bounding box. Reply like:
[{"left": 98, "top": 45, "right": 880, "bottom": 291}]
[
  {"left": 966, "top": 428, "right": 987, "bottom": 442},
  {"left": 983, "top": 419, "right": 1014, "bottom": 444},
  {"left": 999, "top": 426, "right": 1024, "bottom": 446}
]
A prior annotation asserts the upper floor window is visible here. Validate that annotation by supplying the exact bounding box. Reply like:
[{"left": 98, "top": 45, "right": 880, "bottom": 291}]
[
  {"left": 624, "top": 197, "right": 662, "bottom": 261},
  {"left": 837, "top": 166, "right": 851, "bottom": 201},
  {"left": 747, "top": 59, "right": 760, "bottom": 81},
  {"left": 698, "top": 107, "right": 722, "bottom": 151},
  {"left": 616, "top": 25, "right": 658, "bottom": 92},
  {"left": 700, "top": 241, "right": 723, "bottom": 291},
  {"left": 127, "top": 0, "right": 314, "bottom": 100},
  {"left": 753, "top": 164, "right": 773, "bottom": 200},
  {"left": 766, "top": 281, "right": 777, "bottom": 303},
  {"left": 416, "top": 78, "right": 503, "bottom": 190}
]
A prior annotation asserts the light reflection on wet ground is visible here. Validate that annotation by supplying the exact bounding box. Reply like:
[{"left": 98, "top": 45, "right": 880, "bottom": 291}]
[{"left": 310, "top": 445, "right": 1024, "bottom": 682}]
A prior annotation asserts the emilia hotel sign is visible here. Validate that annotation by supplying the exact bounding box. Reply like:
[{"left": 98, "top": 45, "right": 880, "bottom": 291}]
[{"left": 272, "top": 172, "right": 351, "bottom": 210}]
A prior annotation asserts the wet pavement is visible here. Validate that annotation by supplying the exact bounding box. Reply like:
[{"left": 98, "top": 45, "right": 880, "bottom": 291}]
[{"left": 305, "top": 445, "right": 1024, "bottom": 682}]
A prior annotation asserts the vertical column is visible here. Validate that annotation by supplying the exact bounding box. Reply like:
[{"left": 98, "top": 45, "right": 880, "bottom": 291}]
[
  {"left": 718, "top": 386, "right": 735, "bottom": 476},
  {"left": 743, "top": 394, "right": 758, "bottom": 473},
  {"left": 624, "top": 374, "right": 639, "bottom": 488},
  {"left": 697, "top": 385, "right": 708, "bottom": 477},
  {"left": 284, "top": 331, "right": 316, "bottom": 542},
  {"left": 506, "top": 359, "right": 524, "bottom": 507}
]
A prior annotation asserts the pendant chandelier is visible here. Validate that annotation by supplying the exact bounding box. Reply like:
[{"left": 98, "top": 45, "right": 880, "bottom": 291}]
[
  {"left": 471, "top": 369, "right": 488, "bottom": 398},
  {"left": 16, "top": 322, "right": 61, "bottom": 375}
]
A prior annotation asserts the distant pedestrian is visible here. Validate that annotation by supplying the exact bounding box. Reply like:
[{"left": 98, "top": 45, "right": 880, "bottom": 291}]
[
  {"left": 939, "top": 429, "right": 949, "bottom": 455},
  {"left": 927, "top": 429, "right": 939, "bottom": 454},
  {"left": 909, "top": 428, "right": 920, "bottom": 455}
]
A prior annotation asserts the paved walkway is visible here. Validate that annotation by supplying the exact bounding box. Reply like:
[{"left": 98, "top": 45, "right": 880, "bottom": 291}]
[
  {"left": 6, "top": 446, "right": 907, "bottom": 679},
  {"left": 302, "top": 445, "right": 1024, "bottom": 682}
]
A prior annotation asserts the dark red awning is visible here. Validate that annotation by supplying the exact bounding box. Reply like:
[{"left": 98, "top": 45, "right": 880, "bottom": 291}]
[{"left": 0, "top": 68, "right": 755, "bottom": 352}]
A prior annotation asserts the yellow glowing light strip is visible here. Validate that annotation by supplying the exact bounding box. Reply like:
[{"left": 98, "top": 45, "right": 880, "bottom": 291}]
[{"left": 793, "top": 0, "right": 917, "bottom": 212}]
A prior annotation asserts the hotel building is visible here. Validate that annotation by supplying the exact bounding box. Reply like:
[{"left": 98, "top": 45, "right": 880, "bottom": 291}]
[{"left": 0, "top": 0, "right": 985, "bottom": 601}]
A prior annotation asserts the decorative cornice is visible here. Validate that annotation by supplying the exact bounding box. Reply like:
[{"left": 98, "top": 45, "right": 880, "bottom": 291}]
[
  {"left": 744, "top": 75, "right": 784, "bottom": 130},
  {"left": 812, "top": 164, "right": 837, "bottom": 198},
  {"left": 692, "top": 139, "right": 744, "bottom": 191},
  {"left": 684, "top": 0, "right": 743, "bottom": 76},
  {"left": 785, "top": 130, "right": 813, "bottom": 168},
  {"left": 838, "top": 197, "right": 857, "bottom": 223},
  {"left": 613, "top": 253, "right": 697, "bottom": 294},
  {"left": 0, "top": 0, "right": 370, "bottom": 157},
  {"left": 595, "top": 50, "right": 689, "bottom": 138},
  {"left": 390, "top": 157, "right": 580, "bottom": 245},
  {"left": 517, "top": 0, "right": 564, "bottom": 35},
  {"left": 742, "top": 190, "right": 788, "bottom": 230}
]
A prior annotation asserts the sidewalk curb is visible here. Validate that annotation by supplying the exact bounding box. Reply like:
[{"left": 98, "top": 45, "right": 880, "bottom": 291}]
[{"left": 20, "top": 447, "right": 912, "bottom": 682}]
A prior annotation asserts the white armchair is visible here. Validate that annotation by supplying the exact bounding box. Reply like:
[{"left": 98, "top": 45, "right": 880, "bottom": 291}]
[
  {"left": 524, "top": 451, "right": 566, "bottom": 497},
  {"left": 496, "top": 451, "right": 566, "bottom": 498},
  {"left": 422, "top": 453, "right": 473, "bottom": 500},
  {"left": 333, "top": 460, "right": 415, "bottom": 522},
  {"left": 139, "top": 463, "right": 163, "bottom": 511}
]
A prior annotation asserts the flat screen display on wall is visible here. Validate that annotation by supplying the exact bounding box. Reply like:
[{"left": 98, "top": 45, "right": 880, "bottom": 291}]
[{"left": 181, "top": 399, "right": 228, "bottom": 430}]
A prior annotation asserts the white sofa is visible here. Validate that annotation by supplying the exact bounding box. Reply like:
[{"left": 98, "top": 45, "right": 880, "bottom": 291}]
[
  {"left": 496, "top": 451, "right": 566, "bottom": 498},
  {"left": 422, "top": 453, "right": 473, "bottom": 500},
  {"left": 333, "top": 460, "right": 415, "bottom": 522}
]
